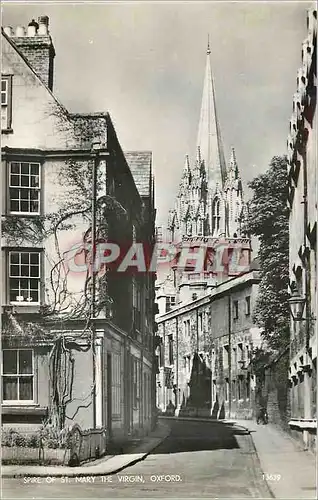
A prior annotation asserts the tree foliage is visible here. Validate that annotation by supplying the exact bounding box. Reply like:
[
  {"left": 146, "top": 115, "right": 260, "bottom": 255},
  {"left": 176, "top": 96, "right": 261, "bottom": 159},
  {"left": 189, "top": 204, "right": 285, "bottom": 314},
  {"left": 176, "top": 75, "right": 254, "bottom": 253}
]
[{"left": 244, "top": 155, "right": 289, "bottom": 350}]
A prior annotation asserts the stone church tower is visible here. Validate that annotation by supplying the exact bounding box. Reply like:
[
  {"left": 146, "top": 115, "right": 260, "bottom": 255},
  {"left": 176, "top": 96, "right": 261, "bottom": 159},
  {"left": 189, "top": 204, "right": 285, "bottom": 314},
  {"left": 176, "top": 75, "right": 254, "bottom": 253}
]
[{"left": 167, "top": 42, "right": 246, "bottom": 243}]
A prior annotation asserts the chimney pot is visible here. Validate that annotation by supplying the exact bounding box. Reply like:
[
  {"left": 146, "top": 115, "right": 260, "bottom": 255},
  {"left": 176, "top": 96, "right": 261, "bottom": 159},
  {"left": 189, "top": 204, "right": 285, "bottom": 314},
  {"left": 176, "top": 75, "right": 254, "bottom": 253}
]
[
  {"left": 27, "top": 25, "right": 37, "bottom": 37},
  {"left": 38, "top": 15, "right": 49, "bottom": 25},
  {"left": 38, "top": 16, "right": 49, "bottom": 34},
  {"left": 3, "top": 26, "right": 13, "bottom": 37},
  {"left": 15, "top": 26, "right": 26, "bottom": 37}
]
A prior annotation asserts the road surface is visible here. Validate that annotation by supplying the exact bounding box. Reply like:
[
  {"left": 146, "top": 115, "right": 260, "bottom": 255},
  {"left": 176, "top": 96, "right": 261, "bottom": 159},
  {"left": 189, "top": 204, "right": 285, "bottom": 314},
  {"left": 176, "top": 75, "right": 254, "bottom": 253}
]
[{"left": 2, "top": 418, "right": 272, "bottom": 498}]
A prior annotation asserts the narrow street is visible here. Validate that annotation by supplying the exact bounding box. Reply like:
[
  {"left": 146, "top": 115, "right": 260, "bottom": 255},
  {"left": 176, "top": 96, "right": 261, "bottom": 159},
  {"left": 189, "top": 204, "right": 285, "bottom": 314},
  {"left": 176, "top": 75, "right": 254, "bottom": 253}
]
[{"left": 2, "top": 419, "right": 272, "bottom": 499}]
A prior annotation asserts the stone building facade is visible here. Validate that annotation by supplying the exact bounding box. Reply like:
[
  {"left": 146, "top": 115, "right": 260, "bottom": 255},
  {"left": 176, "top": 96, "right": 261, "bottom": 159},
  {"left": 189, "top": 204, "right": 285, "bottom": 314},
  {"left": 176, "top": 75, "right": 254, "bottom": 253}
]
[
  {"left": 287, "top": 5, "right": 317, "bottom": 451},
  {"left": 1, "top": 17, "right": 156, "bottom": 448},
  {"left": 156, "top": 270, "right": 262, "bottom": 420},
  {"left": 155, "top": 43, "right": 261, "bottom": 420}
]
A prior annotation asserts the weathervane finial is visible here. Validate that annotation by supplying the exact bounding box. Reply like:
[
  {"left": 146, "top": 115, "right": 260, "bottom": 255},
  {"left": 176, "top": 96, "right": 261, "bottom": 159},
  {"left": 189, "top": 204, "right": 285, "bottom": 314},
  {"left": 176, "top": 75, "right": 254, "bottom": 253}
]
[{"left": 207, "top": 34, "right": 211, "bottom": 55}]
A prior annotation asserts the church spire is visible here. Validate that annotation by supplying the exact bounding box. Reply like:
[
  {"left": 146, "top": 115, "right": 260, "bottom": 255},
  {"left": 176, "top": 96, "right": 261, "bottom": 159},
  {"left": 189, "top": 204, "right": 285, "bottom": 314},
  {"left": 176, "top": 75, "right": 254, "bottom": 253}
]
[{"left": 196, "top": 40, "right": 226, "bottom": 192}]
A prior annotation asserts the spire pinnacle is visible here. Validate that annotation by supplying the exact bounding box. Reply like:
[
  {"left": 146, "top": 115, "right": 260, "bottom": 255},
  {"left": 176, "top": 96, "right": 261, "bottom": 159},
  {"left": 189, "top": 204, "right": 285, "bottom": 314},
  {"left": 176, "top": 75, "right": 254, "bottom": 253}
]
[
  {"left": 183, "top": 154, "right": 190, "bottom": 175},
  {"left": 229, "top": 147, "right": 237, "bottom": 169},
  {"left": 207, "top": 34, "right": 211, "bottom": 55},
  {"left": 196, "top": 41, "right": 226, "bottom": 192}
]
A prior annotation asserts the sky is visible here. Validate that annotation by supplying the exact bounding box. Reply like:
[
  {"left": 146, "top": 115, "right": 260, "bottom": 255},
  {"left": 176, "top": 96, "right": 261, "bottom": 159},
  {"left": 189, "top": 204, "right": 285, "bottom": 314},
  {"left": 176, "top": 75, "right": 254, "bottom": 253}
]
[{"left": 1, "top": 0, "right": 311, "bottom": 226}]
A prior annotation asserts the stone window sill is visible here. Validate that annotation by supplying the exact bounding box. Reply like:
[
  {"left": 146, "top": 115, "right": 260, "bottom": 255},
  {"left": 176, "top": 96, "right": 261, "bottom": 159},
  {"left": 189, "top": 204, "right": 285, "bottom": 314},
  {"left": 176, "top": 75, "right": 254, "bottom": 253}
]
[
  {"left": 288, "top": 419, "right": 317, "bottom": 429},
  {"left": 1, "top": 404, "right": 47, "bottom": 416}
]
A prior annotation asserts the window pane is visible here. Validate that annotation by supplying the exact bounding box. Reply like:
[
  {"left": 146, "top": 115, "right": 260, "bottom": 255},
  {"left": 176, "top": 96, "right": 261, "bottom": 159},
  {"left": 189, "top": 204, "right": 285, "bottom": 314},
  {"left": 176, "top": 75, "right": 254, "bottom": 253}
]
[
  {"left": 10, "top": 288, "right": 20, "bottom": 302},
  {"left": 29, "top": 290, "right": 39, "bottom": 302},
  {"left": 30, "top": 253, "right": 39, "bottom": 265},
  {"left": 21, "top": 163, "right": 29, "bottom": 175},
  {"left": 10, "top": 265, "right": 19, "bottom": 276},
  {"left": 3, "top": 351, "right": 18, "bottom": 374},
  {"left": 30, "top": 200, "right": 39, "bottom": 213},
  {"left": 21, "top": 266, "right": 29, "bottom": 277},
  {"left": 10, "top": 175, "right": 19, "bottom": 186},
  {"left": 10, "top": 163, "right": 20, "bottom": 174},
  {"left": 30, "top": 265, "right": 39, "bottom": 277},
  {"left": 10, "top": 253, "right": 19, "bottom": 264},
  {"left": 30, "top": 175, "right": 39, "bottom": 187},
  {"left": 20, "top": 188, "right": 29, "bottom": 199},
  {"left": 10, "top": 200, "right": 19, "bottom": 212},
  {"left": 21, "top": 176, "right": 29, "bottom": 187},
  {"left": 20, "top": 278, "right": 29, "bottom": 289},
  {"left": 30, "top": 164, "right": 39, "bottom": 175},
  {"left": 19, "top": 377, "right": 33, "bottom": 400},
  {"left": 1, "top": 79, "right": 7, "bottom": 91},
  {"left": 21, "top": 253, "right": 30, "bottom": 264},
  {"left": 20, "top": 201, "right": 29, "bottom": 212},
  {"left": 3, "top": 377, "right": 18, "bottom": 400},
  {"left": 30, "top": 278, "right": 39, "bottom": 289},
  {"left": 19, "top": 350, "right": 33, "bottom": 374},
  {"left": 31, "top": 163, "right": 40, "bottom": 175},
  {"left": 9, "top": 188, "right": 19, "bottom": 200}
]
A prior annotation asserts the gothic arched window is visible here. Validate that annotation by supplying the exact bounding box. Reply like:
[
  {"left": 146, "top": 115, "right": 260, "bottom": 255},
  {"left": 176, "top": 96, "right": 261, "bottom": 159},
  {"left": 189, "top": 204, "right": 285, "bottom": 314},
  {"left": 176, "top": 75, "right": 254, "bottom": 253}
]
[{"left": 212, "top": 198, "right": 221, "bottom": 234}]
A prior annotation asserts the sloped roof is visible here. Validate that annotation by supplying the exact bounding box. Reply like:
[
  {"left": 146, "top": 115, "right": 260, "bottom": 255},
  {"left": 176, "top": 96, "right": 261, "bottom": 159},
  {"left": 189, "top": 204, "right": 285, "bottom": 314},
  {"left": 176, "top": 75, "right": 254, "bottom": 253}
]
[
  {"left": 125, "top": 151, "right": 152, "bottom": 197},
  {"left": 69, "top": 113, "right": 108, "bottom": 149}
]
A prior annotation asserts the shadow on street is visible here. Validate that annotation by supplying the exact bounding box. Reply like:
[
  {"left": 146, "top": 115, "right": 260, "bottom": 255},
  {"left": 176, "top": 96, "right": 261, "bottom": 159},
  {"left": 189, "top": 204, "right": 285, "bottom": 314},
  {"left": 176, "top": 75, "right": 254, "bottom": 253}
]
[{"left": 151, "top": 418, "right": 249, "bottom": 455}]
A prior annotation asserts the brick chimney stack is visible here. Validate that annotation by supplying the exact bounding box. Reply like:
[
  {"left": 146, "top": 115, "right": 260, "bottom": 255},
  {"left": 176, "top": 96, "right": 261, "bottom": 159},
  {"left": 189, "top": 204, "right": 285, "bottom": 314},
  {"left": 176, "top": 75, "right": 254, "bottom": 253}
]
[{"left": 4, "top": 16, "right": 55, "bottom": 91}]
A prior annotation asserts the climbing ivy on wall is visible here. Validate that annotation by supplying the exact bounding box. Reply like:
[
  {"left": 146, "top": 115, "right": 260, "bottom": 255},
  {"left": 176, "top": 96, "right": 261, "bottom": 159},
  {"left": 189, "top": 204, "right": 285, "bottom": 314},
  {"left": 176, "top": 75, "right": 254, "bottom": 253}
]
[
  {"left": 244, "top": 155, "right": 290, "bottom": 351},
  {"left": 2, "top": 157, "right": 128, "bottom": 430}
]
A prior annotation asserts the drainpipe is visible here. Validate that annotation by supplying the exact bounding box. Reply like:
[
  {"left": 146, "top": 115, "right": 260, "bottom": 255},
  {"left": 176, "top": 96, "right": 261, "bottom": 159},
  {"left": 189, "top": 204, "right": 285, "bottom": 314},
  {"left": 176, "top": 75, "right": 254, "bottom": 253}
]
[
  {"left": 163, "top": 321, "right": 166, "bottom": 411},
  {"left": 176, "top": 316, "right": 179, "bottom": 411},
  {"left": 91, "top": 140, "right": 101, "bottom": 430},
  {"left": 228, "top": 294, "right": 232, "bottom": 418},
  {"left": 196, "top": 309, "right": 199, "bottom": 416}
]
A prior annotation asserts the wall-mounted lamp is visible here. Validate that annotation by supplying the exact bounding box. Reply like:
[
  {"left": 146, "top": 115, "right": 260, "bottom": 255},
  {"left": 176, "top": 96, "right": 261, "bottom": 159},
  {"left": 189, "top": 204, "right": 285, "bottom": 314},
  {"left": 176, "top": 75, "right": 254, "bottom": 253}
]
[{"left": 288, "top": 291, "right": 306, "bottom": 321}]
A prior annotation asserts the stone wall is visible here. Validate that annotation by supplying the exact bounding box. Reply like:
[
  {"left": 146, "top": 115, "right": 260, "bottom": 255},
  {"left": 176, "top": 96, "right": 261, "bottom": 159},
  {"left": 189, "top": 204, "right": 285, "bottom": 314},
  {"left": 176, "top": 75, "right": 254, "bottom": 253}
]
[
  {"left": 156, "top": 271, "right": 262, "bottom": 419},
  {"left": 263, "top": 349, "right": 292, "bottom": 432}
]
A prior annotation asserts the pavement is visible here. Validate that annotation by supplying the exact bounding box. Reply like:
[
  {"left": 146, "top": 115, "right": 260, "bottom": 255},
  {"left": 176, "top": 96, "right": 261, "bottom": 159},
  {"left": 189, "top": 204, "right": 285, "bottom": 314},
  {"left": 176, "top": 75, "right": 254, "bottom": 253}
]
[
  {"left": 160, "top": 416, "right": 317, "bottom": 499},
  {"left": 234, "top": 419, "right": 317, "bottom": 500},
  {"left": 1, "top": 421, "right": 171, "bottom": 479}
]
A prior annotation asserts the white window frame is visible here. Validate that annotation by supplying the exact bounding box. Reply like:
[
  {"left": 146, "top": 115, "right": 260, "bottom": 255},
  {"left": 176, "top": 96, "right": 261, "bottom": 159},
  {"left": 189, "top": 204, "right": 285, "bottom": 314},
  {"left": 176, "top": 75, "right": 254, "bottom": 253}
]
[
  {"left": 233, "top": 300, "right": 239, "bottom": 320},
  {"left": 165, "top": 295, "right": 176, "bottom": 312},
  {"left": 9, "top": 162, "right": 41, "bottom": 215},
  {"left": 245, "top": 296, "right": 251, "bottom": 316},
  {"left": 1, "top": 78, "right": 8, "bottom": 105},
  {"left": 2, "top": 349, "right": 35, "bottom": 405},
  {"left": 223, "top": 345, "right": 229, "bottom": 369},
  {"left": 9, "top": 250, "right": 41, "bottom": 305},
  {"left": 1, "top": 75, "right": 12, "bottom": 130}
]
